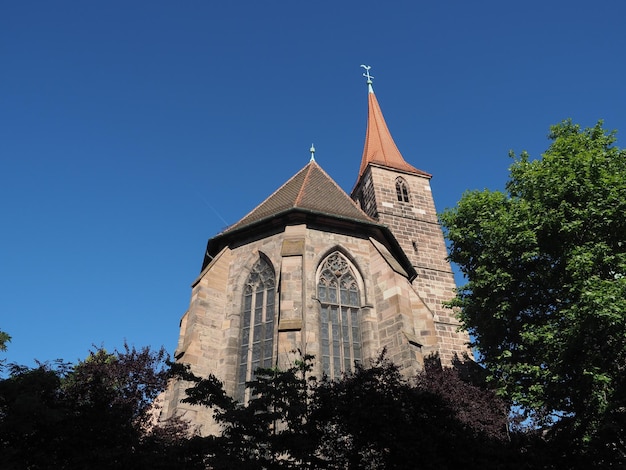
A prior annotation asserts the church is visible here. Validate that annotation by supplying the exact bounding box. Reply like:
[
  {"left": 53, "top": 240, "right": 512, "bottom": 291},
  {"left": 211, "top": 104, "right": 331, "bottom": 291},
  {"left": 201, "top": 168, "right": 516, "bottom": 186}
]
[{"left": 160, "top": 67, "right": 470, "bottom": 433}]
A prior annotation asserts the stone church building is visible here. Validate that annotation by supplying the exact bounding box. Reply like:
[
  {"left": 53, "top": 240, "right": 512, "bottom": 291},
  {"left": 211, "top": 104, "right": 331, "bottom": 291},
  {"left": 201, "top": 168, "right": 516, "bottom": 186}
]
[{"left": 160, "top": 70, "right": 470, "bottom": 432}]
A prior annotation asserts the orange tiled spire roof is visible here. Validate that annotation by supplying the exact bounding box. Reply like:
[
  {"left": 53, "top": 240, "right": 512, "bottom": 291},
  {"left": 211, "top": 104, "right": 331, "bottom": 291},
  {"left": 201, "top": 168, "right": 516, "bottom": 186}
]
[{"left": 358, "top": 66, "right": 430, "bottom": 179}]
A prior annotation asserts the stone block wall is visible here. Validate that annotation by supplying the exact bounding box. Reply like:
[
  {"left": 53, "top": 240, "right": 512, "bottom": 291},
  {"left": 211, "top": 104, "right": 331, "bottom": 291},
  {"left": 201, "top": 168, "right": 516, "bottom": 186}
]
[
  {"left": 353, "top": 165, "right": 471, "bottom": 364},
  {"left": 161, "top": 222, "right": 450, "bottom": 434}
]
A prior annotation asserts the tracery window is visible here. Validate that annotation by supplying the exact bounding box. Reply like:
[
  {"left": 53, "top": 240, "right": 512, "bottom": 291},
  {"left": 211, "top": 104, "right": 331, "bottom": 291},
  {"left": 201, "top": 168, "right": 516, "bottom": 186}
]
[
  {"left": 237, "top": 257, "right": 276, "bottom": 402},
  {"left": 396, "top": 177, "right": 410, "bottom": 202},
  {"left": 317, "top": 252, "right": 362, "bottom": 378}
]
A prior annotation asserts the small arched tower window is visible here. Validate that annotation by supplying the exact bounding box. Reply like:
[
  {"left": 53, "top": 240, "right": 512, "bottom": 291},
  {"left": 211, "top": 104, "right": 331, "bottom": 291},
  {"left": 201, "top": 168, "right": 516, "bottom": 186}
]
[
  {"left": 395, "top": 177, "right": 410, "bottom": 202},
  {"left": 317, "top": 252, "right": 362, "bottom": 378},
  {"left": 237, "top": 257, "right": 276, "bottom": 402}
]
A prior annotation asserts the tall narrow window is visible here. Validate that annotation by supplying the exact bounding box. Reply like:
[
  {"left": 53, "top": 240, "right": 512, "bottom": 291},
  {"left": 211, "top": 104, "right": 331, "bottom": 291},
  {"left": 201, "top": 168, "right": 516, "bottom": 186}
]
[
  {"left": 237, "top": 257, "right": 276, "bottom": 402},
  {"left": 396, "top": 177, "right": 410, "bottom": 202},
  {"left": 318, "top": 252, "right": 361, "bottom": 378}
]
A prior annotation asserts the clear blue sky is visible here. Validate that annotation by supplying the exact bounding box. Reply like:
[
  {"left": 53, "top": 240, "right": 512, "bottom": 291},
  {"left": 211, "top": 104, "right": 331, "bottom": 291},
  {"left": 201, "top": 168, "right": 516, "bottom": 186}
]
[{"left": 2, "top": 1, "right": 625, "bottom": 368}]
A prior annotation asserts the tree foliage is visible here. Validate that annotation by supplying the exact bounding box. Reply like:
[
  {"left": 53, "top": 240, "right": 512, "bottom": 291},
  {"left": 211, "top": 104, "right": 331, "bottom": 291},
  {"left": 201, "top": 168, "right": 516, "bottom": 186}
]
[
  {"left": 440, "top": 120, "right": 626, "bottom": 464},
  {"left": 0, "top": 330, "right": 10, "bottom": 352},
  {"left": 0, "top": 343, "right": 535, "bottom": 468},
  {"left": 175, "top": 353, "right": 322, "bottom": 469},
  {"left": 0, "top": 330, "right": 10, "bottom": 373},
  {"left": 177, "top": 351, "right": 511, "bottom": 470},
  {"left": 311, "top": 354, "right": 509, "bottom": 469},
  {"left": 0, "top": 344, "right": 203, "bottom": 469}
]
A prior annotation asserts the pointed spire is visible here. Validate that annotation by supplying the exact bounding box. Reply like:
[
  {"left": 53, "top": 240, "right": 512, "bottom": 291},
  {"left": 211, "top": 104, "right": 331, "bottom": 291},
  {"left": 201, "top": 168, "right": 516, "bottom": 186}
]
[
  {"left": 357, "top": 66, "right": 430, "bottom": 179},
  {"left": 310, "top": 143, "right": 316, "bottom": 162}
]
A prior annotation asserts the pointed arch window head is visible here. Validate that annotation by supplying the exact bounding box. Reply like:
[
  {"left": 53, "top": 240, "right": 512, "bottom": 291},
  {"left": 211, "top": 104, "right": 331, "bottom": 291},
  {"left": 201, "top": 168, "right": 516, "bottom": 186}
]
[
  {"left": 317, "top": 252, "right": 362, "bottom": 379},
  {"left": 396, "top": 177, "right": 410, "bottom": 203},
  {"left": 237, "top": 257, "right": 276, "bottom": 402}
]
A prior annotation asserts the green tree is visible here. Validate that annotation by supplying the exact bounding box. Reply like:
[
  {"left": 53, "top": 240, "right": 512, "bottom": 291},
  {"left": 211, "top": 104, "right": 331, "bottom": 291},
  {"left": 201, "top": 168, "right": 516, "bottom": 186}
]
[
  {"left": 0, "top": 330, "right": 10, "bottom": 352},
  {"left": 0, "top": 330, "right": 10, "bottom": 372},
  {"left": 441, "top": 120, "right": 626, "bottom": 463}
]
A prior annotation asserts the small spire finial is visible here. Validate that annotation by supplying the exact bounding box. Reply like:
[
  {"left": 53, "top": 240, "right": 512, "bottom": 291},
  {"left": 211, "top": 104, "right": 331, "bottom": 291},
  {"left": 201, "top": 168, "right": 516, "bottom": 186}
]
[
  {"left": 360, "top": 64, "right": 374, "bottom": 83},
  {"left": 360, "top": 64, "right": 374, "bottom": 93},
  {"left": 309, "top": 143, "right": 316, "bottom": 162}
]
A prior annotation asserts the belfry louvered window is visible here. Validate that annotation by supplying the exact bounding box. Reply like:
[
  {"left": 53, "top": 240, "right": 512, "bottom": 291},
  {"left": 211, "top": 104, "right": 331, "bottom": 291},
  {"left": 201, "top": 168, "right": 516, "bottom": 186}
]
[
  {"left": 396, "top": 177, "right": 410, "bottom": 202},
  {"left": 237, "top": 257, "right": 276, "bottom": 402},
  {"left": 318, "top": 252, "right": 362, "bottom": 378}
]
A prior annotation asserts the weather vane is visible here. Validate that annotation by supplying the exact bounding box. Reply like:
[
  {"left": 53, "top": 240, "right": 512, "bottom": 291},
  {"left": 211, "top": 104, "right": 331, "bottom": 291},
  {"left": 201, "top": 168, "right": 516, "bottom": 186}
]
[{"left": 360, "top": 64, "right": 374, "bottom": 84}]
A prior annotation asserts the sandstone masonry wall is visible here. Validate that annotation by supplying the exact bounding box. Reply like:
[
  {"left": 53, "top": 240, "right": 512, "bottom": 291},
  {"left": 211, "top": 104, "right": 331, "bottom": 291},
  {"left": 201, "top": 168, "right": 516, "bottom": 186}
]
[
  {"left": 353, "top": 165, "right": 471, "bottom": 364},
  {"left": 161, "top": 222, "right": 444, "bottom": 434}
]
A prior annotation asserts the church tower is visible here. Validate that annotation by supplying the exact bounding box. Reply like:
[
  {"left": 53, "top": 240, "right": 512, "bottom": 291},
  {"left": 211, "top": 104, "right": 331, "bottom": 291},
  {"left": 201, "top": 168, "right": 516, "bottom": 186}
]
[
  {"left": 160, "top": 68, "right": 470, "bottom": 434},
  {"left": 351, "top": 67, "right": 468, "bottom": 363}
]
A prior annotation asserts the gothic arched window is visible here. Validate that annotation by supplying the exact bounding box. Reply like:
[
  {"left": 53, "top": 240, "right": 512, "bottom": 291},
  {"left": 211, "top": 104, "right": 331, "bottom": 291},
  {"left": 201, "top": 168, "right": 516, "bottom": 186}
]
[
  {"left": 237, "top": 257, "right": 276, "bottom": 402},
  {"left": 396, "top": 177, "right": 410, "bottom": 202},
  {"left": 317, "top": 252, "right": 362, "bottom": 378}
]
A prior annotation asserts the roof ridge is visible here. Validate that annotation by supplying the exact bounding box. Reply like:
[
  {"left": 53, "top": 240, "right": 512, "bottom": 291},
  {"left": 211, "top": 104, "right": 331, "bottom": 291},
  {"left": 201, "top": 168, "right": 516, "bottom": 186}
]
[
  {"left": 294, "top": 161, "right": 314, "bottom": 206},
  {"left": 219, "top": 164, "right": 310, "bottom": 234}
]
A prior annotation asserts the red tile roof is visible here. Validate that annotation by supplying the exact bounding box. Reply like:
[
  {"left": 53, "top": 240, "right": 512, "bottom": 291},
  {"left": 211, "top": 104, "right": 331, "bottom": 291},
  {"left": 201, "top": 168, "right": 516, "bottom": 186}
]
[{"left": 358, "top": 88, "right": 431, "bottom": 179}]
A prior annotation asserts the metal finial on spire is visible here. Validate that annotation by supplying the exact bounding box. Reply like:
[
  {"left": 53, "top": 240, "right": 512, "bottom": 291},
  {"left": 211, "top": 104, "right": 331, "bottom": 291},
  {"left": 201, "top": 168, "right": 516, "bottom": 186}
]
[
  {"left": 360, "top": 64, "right": 374, "bottom": 83},
  {"left": 360, "top": 64, "right": 374, "bottom": 93},
  {"left": 310, "top": 143, "right": 316, "bottom": 162}
]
